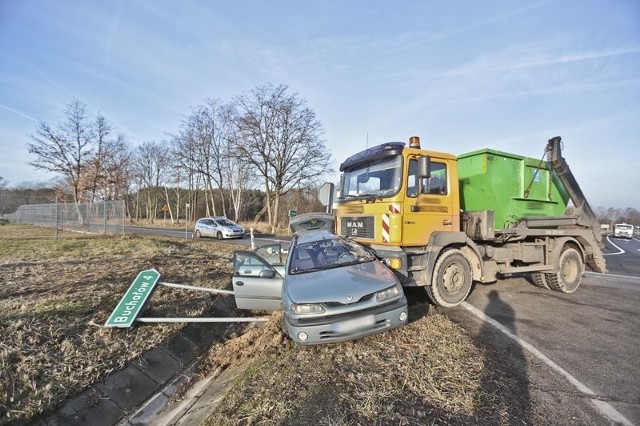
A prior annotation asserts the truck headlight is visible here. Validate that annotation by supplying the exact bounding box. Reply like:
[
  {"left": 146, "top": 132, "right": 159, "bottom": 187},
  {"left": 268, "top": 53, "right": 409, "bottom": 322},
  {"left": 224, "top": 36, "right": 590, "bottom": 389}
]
[
  {"left": 376, "top": 283, "right": 403, "bottom": 302},
  {"left": 290, "top": 303, "right": 325, "bottom": 315},
  {"left": 384, "top": 257, "right": 402, "bottom": 269}
]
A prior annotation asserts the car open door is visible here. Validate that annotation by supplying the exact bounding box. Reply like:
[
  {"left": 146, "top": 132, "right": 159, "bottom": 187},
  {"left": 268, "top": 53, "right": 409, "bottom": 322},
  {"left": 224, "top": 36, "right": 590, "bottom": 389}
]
[{"left": 232, "top": 250, "right": 283, "bottom": 311}]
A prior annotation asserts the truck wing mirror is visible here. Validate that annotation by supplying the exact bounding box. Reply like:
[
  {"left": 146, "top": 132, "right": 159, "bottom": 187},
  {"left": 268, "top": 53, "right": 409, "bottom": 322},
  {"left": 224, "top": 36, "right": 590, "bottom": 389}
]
[
  {"left": 418, "top": 156, "right": 431, "bottom": 179},
  {"left": 417, "top": 156, "right": 431, "bottom": 196}
]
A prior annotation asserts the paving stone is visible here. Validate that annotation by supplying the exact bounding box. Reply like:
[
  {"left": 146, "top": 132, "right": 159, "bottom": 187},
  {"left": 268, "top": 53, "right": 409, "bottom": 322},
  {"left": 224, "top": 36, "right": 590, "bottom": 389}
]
[
  {"left": 164, "top": 332, "right": 199, "bottom": 365},
  {"left": 45, "top": 387, "right": 124, "bottom": 426},
  {"left": 133, "top": 347, "right": 180, "bottom": 385},
  {"left": 127, "top": 392, "right": 170, "bottom": 425},
  {"left": 95, "top": 364, "right": 159, "bottom": 411}
]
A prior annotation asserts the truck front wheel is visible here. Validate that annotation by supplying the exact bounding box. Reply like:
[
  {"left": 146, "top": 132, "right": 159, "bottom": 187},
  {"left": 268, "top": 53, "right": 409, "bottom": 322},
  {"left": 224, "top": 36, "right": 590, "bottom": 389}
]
[
  {"left": 427, "top": 249, "right": 472, "bottom": 308},
  {"left": 545, "top": 247, "right": 584, "bottom": 293}
]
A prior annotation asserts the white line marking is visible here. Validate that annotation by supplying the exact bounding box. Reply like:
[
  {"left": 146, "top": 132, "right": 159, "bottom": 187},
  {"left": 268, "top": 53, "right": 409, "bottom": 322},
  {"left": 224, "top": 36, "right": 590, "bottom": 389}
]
[
  {"left": 584, "top": 271, "right": 640, "bottom": 281},
  {"left": 604, "top": 235, "right": 625, "bottom": 256},
  {"left": 461, "top": 302, "right": 634, "bottom": 426}
]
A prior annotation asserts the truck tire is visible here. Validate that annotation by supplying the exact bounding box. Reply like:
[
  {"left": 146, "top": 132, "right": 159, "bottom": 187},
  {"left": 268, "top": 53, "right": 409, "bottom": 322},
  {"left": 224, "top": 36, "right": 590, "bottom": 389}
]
[
  {"left": 427, "top": 248, "right": 472, "bottom": 307},
  {"left": 531, "top": 272, "right": 550, "bottom": 290},
  {"left": 545, "top": 247, "right": 584, "bottom": 293}
]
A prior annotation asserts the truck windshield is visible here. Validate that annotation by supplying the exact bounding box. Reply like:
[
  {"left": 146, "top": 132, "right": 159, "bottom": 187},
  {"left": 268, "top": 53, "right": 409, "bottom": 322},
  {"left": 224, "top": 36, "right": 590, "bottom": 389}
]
[{"left": 340, "top": 156, "right": 402, "bottom": 199}]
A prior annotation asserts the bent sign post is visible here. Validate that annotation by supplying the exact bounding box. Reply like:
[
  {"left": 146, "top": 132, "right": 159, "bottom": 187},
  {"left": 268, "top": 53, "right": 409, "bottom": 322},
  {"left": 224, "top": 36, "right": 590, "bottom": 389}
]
[{"left": 105, "top": 269, "right": 161, "bottom": 327}]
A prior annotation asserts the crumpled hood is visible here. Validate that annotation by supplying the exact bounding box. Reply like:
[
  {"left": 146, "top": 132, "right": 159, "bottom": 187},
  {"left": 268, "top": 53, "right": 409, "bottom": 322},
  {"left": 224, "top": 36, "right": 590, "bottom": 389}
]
[{"left": 284, "top": 260, "right": 398, "bottom": 304}]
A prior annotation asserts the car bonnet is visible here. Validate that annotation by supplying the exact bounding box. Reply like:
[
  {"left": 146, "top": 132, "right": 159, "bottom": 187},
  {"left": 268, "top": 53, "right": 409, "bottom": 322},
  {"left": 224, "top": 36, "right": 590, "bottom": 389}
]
[{"left": 284, "top": 260, "right": 399, "bottom": 304}]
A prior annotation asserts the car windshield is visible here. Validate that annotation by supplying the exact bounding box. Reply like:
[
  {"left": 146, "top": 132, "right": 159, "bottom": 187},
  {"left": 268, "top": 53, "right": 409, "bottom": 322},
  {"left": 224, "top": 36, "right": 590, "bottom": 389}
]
[
  {"left": 289, "top": 237, "right": 376, "bottom": 274},
  {"left": 217, "top": 219, "right": 235, "bottom": 226},
  {"left": 340, "top": 156, "right": 402, "bottom": 199}
]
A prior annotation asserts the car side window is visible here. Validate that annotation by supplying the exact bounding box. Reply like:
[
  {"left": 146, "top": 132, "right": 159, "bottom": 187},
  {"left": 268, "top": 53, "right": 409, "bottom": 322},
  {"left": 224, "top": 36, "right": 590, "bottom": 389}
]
[{"left": 234, "top": 253, "right": 273, "bottom": 277}]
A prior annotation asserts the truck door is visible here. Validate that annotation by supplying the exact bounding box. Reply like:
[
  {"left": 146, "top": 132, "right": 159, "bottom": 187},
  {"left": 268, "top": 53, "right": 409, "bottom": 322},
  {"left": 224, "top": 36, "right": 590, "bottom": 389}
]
[
  {"left": 232, "top": 250, "right": 283, "bottom": 311},
  {"left": 404, "top": 157, "right": 456, "bottom": 245}
]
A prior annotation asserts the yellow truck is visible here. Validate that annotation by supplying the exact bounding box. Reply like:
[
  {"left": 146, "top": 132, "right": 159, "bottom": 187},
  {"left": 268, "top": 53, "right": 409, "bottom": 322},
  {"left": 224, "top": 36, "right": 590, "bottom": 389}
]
[{"left": 331, "top": 136, "right": 606, "bottom": 307}]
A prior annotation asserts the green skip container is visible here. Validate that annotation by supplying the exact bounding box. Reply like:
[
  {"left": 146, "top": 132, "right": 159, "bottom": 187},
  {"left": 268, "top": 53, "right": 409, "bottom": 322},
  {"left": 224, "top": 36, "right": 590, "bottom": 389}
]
[{"left": 457, "top": 148, "right": 571, "bottom": 230}]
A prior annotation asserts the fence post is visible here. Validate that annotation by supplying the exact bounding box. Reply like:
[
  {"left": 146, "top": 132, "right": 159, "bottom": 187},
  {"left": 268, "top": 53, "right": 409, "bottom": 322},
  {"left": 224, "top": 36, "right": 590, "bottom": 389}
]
[{"left": 55, "top": 199, "right": 59, "bottom": 240}]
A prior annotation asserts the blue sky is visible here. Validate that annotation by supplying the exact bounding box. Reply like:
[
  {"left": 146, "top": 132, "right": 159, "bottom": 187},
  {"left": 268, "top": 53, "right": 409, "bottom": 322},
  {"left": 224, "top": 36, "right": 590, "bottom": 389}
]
[{"left": 1, "top": 0, "right": 639, "bottom": 209}]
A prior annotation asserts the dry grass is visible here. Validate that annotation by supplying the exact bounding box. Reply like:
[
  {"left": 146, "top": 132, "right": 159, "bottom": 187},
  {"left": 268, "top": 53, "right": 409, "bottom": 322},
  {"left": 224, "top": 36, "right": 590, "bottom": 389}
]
[
  {"left": 200, "top": 307, "right": 537, "bottom": 425},
  {"left": 0, "top": 224, "right": 236, "bottom": 425},
  {"left": 1, "top": 223, "right": 539, "bottom": 426}
]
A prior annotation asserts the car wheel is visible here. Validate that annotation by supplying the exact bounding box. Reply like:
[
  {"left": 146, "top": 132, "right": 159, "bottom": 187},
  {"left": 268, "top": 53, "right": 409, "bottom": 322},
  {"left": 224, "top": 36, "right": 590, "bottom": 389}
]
[
  {"left": 195, "top": 230, "right": 202, "bottom": 238},
  {"left": 216, "top": 231, "right": 223, "bottom": 240}
]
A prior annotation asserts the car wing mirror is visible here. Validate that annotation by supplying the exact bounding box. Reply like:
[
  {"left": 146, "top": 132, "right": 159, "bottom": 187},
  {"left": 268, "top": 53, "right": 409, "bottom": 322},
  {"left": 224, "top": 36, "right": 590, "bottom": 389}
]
[{"left": 259, "top": 269, "right": 276, "bottom": 278}]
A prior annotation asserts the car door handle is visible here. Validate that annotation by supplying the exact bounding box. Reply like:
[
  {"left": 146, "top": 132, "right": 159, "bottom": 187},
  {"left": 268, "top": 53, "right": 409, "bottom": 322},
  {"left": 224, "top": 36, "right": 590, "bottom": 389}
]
[
  {"left": 443, "top": 220, "right": 452, "bottom": 225},
  {"left": 236, "top": 281, "right": 244, "bottom": 286}
]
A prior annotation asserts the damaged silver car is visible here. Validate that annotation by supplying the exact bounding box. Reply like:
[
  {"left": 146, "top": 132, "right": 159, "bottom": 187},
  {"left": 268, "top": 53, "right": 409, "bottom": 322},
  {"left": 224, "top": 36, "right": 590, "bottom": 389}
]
[{"left": 231, "top": 230, "right": 408, "bottom": 345}]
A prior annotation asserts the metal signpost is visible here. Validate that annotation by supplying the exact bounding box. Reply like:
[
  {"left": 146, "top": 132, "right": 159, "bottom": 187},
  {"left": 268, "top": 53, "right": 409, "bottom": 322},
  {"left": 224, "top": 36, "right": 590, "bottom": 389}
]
[{"left": 104, "top": 269, "right": 269, "bottom": 328}]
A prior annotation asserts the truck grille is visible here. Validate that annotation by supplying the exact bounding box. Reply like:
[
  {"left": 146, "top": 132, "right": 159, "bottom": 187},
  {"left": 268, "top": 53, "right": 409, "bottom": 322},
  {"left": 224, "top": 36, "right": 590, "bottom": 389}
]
[{"left": 340, "top": 216, "right": 375, "bottom": 239}]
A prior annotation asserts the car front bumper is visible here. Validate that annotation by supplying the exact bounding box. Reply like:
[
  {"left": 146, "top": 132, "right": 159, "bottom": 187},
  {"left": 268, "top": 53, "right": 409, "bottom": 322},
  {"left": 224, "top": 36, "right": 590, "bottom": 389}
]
[{"left": 284, "top": 296, "right": 408, "bottom": 345}]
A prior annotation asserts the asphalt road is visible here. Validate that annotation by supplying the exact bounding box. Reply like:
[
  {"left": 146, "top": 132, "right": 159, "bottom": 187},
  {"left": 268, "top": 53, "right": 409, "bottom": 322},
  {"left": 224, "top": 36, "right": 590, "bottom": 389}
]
[
  {"left": 451, "top": 234, "right": 640, "bottom": 425},
  {"left": 122, "top": 225, "right": 290, "bottom": 248}
]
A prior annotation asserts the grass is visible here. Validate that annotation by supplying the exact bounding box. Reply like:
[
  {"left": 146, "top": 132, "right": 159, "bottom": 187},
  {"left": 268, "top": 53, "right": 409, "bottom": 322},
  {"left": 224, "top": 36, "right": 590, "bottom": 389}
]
[
  {"left": 1, "top": 223, "right": 540, "bottom": 426},
  {"left": 0, "top": 224, "right": 237, "bottom": 425},
  {"left": 199, "top": 306, "right": 541, "bottom": 425}
]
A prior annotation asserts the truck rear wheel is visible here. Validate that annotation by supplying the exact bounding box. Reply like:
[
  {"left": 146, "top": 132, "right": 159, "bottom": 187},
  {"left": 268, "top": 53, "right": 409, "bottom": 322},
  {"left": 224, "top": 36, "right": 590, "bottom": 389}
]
[
  {"left": 427, "top": 249, "right": 472, "bottom": 308},
  {"left": 531, "top": 272, "right": 550, "bottom": 290},
  {"left": 545, "top": 247, "right": 584, "bottom": 293}
]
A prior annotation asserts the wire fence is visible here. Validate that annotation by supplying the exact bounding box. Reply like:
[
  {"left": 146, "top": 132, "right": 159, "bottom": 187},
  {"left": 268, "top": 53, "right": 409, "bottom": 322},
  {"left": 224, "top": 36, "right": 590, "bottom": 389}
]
[{"left": 1, "top": 198, "right": 126, "bottom": 239}]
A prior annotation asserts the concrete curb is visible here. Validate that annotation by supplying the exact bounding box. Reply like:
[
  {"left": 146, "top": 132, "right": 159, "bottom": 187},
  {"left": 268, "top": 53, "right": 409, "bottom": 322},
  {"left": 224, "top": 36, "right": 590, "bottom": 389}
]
[{"left": 35, "top": 301, "right": 240, "bottom": 426}]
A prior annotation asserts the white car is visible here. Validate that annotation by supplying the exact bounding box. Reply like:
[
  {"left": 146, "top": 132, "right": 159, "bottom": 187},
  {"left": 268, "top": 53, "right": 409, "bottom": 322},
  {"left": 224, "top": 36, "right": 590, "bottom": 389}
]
[{"left": 194, "top": 216, "right": 245, "bottom": 239}]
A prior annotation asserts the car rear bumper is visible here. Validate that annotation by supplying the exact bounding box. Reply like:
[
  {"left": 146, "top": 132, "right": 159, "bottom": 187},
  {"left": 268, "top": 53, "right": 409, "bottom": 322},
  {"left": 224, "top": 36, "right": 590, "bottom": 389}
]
[{"left": 284, "top": 296, "right": 408, "bottom": 345}]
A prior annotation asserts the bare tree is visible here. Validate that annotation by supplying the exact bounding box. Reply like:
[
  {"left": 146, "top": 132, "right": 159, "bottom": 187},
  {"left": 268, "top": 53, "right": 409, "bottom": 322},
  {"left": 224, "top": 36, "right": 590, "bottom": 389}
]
[
  {"left": 84, "top": 114, "right": 131, "bottom": 201},
  {"left": 174, "top": 99, "right": 235, "bottom": 218},
  {"left": 132, "top": 141, "right": 170, "bottom": 223},
  {"left": 222, "top": 128, "right": 259, "bottom": 222},
  {"left": 234, "top": 84, "right": 333, "bottom": 232},
  {"left": 28, "top": 99, "right": 94, "bottom": 217}
]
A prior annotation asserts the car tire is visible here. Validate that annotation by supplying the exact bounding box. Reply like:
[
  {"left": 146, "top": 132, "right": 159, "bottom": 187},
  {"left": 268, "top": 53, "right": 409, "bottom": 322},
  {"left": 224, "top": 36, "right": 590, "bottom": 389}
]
[
  {"left": 195, "top": 230, "right": 202, "bottom": 238},
  {"left": 216, "top": 231, "right": 223, "bottom": 240}
]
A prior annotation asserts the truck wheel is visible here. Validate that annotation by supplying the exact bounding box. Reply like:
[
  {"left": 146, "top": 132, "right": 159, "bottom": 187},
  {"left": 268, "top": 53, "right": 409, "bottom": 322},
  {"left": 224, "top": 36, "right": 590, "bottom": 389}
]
[
  {"left": 427, "top": 249, "right": 472, "bottom": 308},
  {"left": 531, "top": 272, "right": 550, "bottom": 290},
  {"left": 545, "top": 247, "right": 584, "bottom": 293}
]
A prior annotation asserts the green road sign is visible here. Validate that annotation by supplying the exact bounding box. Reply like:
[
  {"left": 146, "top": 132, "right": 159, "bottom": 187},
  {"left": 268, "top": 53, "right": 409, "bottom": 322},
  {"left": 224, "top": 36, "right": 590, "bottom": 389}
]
[
  {"left": 288, "top": 209, "right": 297, "bottom": 217},
  {"left": 104, "top": 269, "right": 161, "bottom": 328}
]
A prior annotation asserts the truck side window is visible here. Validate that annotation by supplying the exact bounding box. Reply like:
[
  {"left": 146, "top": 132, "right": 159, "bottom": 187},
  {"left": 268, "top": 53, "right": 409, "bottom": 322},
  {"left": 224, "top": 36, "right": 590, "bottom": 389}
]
[
  {"left": 422, "top": 162, "right": 447, "bottom": 195},
  {"left": 407, "top": 159, "right": 419, "bottom": 198}
]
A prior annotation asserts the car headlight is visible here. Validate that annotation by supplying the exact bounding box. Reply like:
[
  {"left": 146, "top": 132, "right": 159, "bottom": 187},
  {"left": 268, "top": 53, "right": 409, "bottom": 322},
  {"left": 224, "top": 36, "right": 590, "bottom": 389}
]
[
  {"left": 376, "top": 283, "right": 403, "bottom": 302},
  {"left": 290, "top": 303, "right": 325, "bottom": 315}
]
